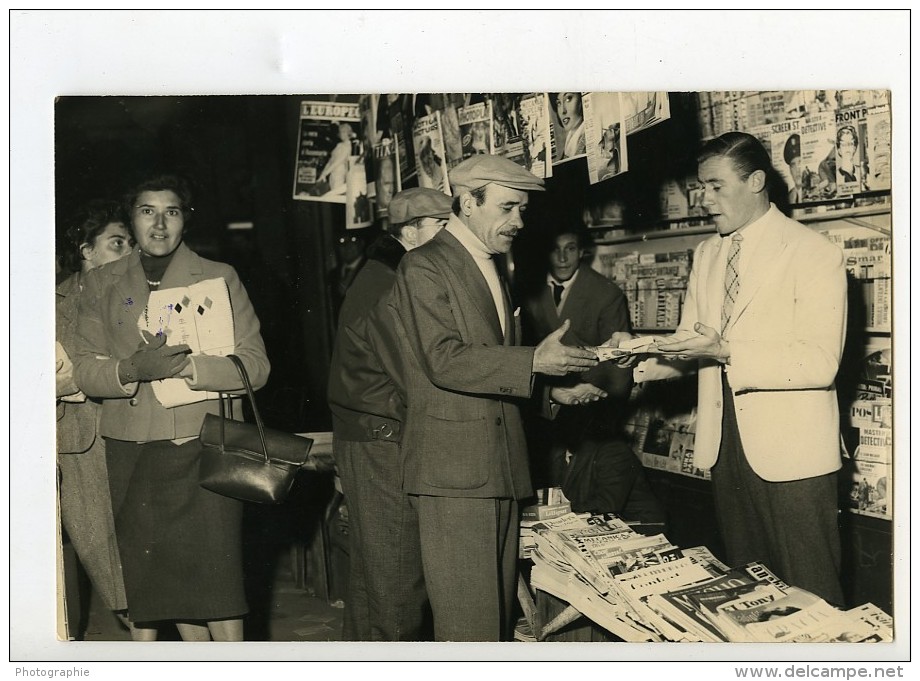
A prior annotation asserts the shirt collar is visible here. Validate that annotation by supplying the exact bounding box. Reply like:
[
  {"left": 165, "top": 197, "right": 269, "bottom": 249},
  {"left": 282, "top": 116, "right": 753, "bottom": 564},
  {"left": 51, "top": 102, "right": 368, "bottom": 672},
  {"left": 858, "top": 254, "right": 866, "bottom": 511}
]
[
  {"left": 547, "top": 268, "right": 580, "bottom": 289},
  {"left": 446, "top": 213, "right": 492, "bottom": 261}
]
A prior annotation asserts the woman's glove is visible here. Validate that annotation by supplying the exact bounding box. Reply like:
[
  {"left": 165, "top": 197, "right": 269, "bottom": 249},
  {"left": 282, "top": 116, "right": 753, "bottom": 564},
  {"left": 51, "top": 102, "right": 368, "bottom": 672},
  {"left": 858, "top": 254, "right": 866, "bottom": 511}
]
[{"left": 118, "top": 330, "right": 191, "bottom": 383}]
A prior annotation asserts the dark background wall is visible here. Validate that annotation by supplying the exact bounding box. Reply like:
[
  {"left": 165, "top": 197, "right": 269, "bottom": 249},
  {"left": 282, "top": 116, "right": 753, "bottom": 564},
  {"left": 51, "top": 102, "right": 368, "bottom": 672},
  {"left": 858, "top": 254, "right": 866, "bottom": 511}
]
[{"left": 55, "top": 95, "right": 349, "bottom": 432}]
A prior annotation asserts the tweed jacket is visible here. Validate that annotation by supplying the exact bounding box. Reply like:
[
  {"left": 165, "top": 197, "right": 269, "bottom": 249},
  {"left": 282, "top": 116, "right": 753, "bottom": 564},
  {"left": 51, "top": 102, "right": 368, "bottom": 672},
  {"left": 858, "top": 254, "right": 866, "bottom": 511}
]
[{"left": 386, "top": 221, "right": 536, "bottom": 499}]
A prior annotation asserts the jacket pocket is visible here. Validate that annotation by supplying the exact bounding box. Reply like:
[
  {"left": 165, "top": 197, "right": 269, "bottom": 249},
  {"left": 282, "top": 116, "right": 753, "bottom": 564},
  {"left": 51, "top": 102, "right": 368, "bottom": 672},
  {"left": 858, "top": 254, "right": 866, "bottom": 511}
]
[{"left": 418, "top": 414, "right": 493, "bottom": 490}]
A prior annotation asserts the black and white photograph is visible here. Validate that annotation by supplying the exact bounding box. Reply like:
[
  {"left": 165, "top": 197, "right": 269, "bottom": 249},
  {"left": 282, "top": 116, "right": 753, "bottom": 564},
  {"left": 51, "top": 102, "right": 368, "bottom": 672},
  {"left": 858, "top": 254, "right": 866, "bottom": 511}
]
[{"left": 10, "top": 8, "right": 910, "bottom": 676}]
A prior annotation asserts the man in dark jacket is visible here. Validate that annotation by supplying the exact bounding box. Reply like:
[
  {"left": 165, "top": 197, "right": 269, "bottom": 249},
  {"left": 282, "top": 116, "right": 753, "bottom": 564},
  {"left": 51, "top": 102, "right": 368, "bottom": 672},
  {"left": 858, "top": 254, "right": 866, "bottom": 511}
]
[
  {"left": 523, "top": 224, "right": 664, "bottom": 524},
  {"left": 327, "top": 187, "right": 452, "bottom": 641}
]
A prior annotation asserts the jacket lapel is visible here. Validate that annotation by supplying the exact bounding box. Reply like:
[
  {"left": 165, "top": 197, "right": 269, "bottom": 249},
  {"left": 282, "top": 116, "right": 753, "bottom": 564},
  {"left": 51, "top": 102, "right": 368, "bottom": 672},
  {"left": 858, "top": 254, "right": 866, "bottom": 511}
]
[
  {"left": 112, "top": 249, "right": 150, "bottom": 314},
  {"left": 726, "top": 211, "right": 788, "bottom": 332},
  {"left": 436, "top": 228, "right": 504, "bottom": 343}
]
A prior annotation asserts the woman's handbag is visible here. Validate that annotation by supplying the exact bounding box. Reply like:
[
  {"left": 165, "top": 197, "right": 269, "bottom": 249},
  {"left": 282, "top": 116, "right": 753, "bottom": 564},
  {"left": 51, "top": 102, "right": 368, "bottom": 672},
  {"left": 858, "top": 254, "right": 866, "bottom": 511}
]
[{"left": 198, "top": 354, "right": 313, "bottom": 504}]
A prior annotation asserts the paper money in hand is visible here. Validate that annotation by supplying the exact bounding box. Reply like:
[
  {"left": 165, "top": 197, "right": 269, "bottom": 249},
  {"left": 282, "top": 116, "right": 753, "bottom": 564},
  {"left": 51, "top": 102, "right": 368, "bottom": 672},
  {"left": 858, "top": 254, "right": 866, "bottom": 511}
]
[{"left": 586, "top": 345, "right": 632, "bottom": 361}]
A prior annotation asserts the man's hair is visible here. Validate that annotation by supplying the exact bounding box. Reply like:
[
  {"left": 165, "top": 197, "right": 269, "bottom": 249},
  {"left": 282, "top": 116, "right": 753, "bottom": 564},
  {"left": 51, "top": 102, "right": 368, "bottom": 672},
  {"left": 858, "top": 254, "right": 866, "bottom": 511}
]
[
  {"left": 124, "top": 174, "right": 194, "bottom": 223},
  {"left": 549, "top": 223, "right": 592, "bottom": 253},
  {"left": 697, "top": 131, "right": 772, "bottom": 182},
  {"left": 451, "top": 185, "right": 488, "bottom": 216}
]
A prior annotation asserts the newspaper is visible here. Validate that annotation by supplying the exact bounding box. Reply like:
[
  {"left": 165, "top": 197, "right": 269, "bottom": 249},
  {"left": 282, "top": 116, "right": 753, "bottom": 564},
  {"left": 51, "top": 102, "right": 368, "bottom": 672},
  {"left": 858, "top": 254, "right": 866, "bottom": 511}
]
[
  {"left": 716, "top": 586, "right": 839, "bottom": 643},
  {"left": 138, "top": 277, "right": 234, "bottom": 408},
  {"left": 583, "top": 92, "right": 628, "bottom": 185},
  {"left": 412, "top": 111, "right": 451, "bottom": 196},
  {"left": 292, "top": 100, "right": 362, "bottom": 203}
]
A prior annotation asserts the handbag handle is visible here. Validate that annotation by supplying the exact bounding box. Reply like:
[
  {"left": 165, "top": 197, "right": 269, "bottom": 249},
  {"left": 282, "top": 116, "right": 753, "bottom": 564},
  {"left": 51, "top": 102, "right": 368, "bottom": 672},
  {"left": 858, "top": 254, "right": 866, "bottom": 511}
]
[{"left": 217, "top": 354, "right": 270, "bottom": 464}]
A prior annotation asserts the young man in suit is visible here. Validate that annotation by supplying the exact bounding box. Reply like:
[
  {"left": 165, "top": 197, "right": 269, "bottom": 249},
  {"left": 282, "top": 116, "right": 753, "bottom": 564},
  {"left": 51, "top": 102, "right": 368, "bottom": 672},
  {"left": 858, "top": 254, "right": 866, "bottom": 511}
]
[
  {"left": 327, "top": 188, "right": 453, "bottom": 641},
  {"left": 523, "top": 225, "right": 664, "bottom": 523},
  {"left": 634, "top": 131, "right": 847, "bottom": 605},
  {"left": 385, "top": 155, "right": 598, "bottom": 641}
]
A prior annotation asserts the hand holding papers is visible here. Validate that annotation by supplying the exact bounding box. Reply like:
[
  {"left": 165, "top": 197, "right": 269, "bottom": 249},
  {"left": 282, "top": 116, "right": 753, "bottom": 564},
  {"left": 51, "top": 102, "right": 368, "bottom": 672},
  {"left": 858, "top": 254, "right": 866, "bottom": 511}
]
[
  {"left": 651, "top": 323, "right": 729, "bottom": 363},
  {"left": 137, "top": 277, "right": 235, "bottom": 408}
]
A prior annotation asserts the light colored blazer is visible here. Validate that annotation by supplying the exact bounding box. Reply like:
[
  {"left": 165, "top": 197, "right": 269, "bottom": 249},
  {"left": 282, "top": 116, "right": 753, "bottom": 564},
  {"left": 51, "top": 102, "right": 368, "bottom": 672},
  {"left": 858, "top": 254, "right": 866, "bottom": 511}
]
[
  {"left": 387, "top": 222, "right": 535, "bottom": 499},
  {"left": 636, "top": 205, "right": 847, "bottom": 481},
  {"left": 73, "top": 243, "right": 270, "bottom": 442}
]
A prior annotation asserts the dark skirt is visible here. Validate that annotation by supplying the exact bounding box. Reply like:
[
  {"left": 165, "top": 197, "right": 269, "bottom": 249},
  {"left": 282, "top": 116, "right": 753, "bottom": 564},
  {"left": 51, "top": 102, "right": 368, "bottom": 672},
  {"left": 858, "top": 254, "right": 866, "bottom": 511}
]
[{"left": 106, "top": 437, "right": 247, "bottom": 623}]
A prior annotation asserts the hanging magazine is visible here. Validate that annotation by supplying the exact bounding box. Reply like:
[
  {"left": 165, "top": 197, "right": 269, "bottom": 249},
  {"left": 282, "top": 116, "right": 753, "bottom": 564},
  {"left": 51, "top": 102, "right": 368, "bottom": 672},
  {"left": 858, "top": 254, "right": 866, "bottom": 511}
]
[
  {"left": 372, "top": 137, "right": 400, "bottom": 219},
  {"left": 622, "top": 91, "right": 671, "bottom": 135},
  {"left": 519, "top": 93, "right": 552, "bottom": 179},
  {"left": 583, "top": 92, "right": 628, "bottom": 184},
  {"left": 412, "top": 111, "right": 451, "bottom": 195},
  {"left": 292, "top": 100, "right": 362, "bottom": 203},
  {"left": 458, "top": 100, "right": 493, "bottom": 160}
]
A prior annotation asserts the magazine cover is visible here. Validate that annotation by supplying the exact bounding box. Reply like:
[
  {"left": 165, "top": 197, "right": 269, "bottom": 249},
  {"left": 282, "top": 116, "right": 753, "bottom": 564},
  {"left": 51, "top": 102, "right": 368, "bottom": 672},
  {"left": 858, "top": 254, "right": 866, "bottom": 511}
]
[
  {"left": 835, "top": 106, "right": 870, "bottom": 195},
  {"left": 372, "top": 137, "right": 400, "bottom": 219},
  {"left": 486, "top": 93, "right": 527, "bottom": 168},
  {"left": 344, "top": 145, "right": 373, "bottom": 230},
  {"left": 292, "top": 100, "right": 362, "bottom": 203},
  {"left": 518, "top": 93, "right": 552, "bottom": 179},
  {"left": 864, "top": 105, "right": 892, "bottom": 191},
  {"left": 549, "top": 92, "right": 586, "bottom": 164},
  {"left": 433, "top": 93, "right": 465, "bottom": 169},
  {"left": 583, "top": 92, "right": 628, "bottom": 184},
  {"left": 623, "top": 91, "right": 671, "bottom": 136},
  {"left": 798, "top": 112, "right": 838, "bottom": 202},
  {"left": 758, "top": 90, "right": 810, "bottom": 124},
  {"left": 386, "top": 94, "right": 417, "bottom": 183},
  {"left": 850, "top": 429, "right": 892, "bottom": 519},
  {"left": 769, "top": 118, "right": 803, "bottom": 205},
  {"left": 358, "top": 93, "right": 382, "bottom": 189},
  {"left": 412, "top": 111, "right": 450, "bottom": 195},
  {"left": 458, "top": 100, "right": 493, "bottom": 160}
]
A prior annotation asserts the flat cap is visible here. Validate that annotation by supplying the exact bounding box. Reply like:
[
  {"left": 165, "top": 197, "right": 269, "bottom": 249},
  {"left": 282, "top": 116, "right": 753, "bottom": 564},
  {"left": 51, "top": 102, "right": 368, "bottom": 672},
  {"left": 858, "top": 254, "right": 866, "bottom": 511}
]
[
  {"left": 783, "top": 133, "right": 801, "bottom": 164},
  {"left": 448, "top": 154, "right": 545, "bottom": 194},
  {"left": 388, "top": 187, "right": 454, "bottom": 225}
]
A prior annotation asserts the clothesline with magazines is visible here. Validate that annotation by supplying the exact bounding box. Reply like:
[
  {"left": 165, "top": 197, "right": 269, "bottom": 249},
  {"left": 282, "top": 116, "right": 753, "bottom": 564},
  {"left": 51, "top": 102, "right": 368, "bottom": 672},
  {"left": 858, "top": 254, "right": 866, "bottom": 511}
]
[{"left": 516, "top": 511, "right": 893, "bottom": 643}]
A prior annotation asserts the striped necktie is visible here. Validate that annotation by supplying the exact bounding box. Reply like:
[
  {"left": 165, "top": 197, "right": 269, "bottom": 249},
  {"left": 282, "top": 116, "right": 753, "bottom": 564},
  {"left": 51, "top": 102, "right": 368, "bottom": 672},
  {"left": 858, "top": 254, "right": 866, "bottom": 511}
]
[{"left": 722, "top": 233, "right": 743, "bottom": 334}]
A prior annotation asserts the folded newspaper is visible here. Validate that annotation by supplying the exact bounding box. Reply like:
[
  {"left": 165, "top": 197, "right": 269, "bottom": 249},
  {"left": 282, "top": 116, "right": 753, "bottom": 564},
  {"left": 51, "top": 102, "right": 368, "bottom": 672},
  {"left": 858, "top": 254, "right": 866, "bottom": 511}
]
[{"left": 137, "top": 277, "right": 235, "bottom": 408}]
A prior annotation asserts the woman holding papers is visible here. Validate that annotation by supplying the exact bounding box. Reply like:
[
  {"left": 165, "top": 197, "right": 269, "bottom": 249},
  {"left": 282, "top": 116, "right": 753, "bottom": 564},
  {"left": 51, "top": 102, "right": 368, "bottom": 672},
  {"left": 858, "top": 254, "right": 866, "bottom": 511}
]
[
  {"left": 56, "top": 199, "right": 134, "bottom": 637},
  {"left": 73, "top": 174, "right": 270, "bottom": 641}
]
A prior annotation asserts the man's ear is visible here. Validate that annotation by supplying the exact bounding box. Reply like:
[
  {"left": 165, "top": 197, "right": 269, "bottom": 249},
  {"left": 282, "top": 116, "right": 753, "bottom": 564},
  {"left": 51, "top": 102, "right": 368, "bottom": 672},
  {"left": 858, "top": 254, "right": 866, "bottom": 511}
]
[
  {"left": 459, "top": 191, "right": 474, "bottom": 217},
  {"left": 748, "top": 169, "right": 768, "bottom": 194},
  {"left": 400, "top": 224, "right": 418, "bottom": 247},
  {"left": 79, "top": 242, "right": 93, "bottom": 261}
]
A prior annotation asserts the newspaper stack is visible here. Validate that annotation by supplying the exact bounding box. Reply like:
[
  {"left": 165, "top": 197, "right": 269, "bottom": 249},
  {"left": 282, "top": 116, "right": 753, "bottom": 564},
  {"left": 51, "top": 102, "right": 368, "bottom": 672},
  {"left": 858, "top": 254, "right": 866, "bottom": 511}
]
[
  {"left": 525, "top": 513, "right": 894, "bottom": 643},
  {"left": 646, "top": 564, "right": 894, "bottom": 643},
  {"left": 528, "top": 513, "right": 728, "bottom": 642}
]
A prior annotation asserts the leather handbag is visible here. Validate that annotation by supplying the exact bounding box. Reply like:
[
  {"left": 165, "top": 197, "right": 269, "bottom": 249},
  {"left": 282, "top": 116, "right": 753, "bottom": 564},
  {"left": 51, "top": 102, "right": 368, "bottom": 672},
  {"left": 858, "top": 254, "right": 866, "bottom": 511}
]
[{"left": 198, "top": 354, "right": 313, "bottom": 504}]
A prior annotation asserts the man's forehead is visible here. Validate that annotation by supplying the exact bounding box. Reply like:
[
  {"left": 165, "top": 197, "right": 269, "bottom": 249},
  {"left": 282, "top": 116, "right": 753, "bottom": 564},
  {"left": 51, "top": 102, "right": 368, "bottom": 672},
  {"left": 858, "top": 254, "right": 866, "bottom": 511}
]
[{"left": 485, "top": 184, "right": 529, "bottom": 205}]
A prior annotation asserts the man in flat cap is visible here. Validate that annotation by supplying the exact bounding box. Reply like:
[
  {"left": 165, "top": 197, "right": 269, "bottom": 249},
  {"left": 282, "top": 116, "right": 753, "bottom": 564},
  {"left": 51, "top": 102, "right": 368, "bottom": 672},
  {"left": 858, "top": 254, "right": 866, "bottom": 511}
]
[
  {"left": 382, "top": 155, "right": 598, "bottom": 641},
  {"left": 327, "top": 187, "right": 452, "bottom": 641}
]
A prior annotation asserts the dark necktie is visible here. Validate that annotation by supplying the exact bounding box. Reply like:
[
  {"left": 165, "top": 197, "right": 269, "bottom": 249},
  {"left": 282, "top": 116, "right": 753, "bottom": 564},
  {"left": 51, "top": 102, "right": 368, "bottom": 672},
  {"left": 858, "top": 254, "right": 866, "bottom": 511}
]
[{"left": 552, "top": 282, "right": 565, "bottom": 307}]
